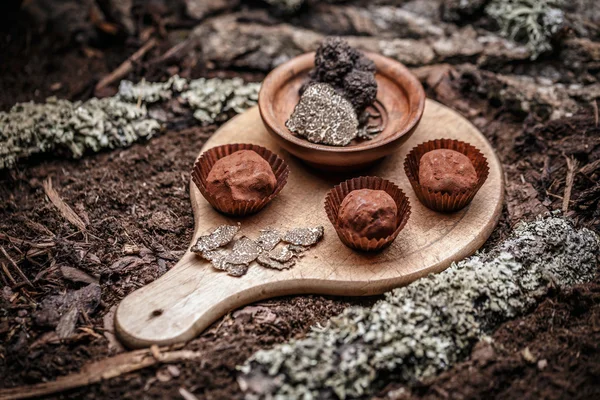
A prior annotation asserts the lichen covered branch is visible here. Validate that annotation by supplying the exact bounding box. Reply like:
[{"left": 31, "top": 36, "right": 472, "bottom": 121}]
[
  {"left": 239, "top": 217, "right": 599, "bottom": 399},
  {"left": 0, "top": 77, "right": 260, "bottom": 170}
]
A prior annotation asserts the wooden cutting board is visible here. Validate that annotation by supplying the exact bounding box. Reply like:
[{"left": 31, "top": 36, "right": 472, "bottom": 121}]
[{"left": 115, "top": 100, "right": 504, "bottom": 348}]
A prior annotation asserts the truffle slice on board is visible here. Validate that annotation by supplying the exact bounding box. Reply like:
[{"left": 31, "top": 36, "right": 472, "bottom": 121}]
[
  {"left": 256, "top": 228, "right": 282, "bottom": 252},
  {"left": 283, "top": 226, "right": 324, "bottom": 246},
  {"left": 191, "top": 225, "right": 240, "bottom": 253}
]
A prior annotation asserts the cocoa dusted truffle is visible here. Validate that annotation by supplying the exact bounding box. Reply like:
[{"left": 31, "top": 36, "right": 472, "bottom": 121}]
[
  {"left": 206, "top": 150, "right": 277, "bottom": 202},
  {"left": 419, "top": 149, "right": 478, "bottom": 193},
  {"left": 338, "top": 189, "right": 398, "bottom": 239},
  {"left": 302, "top": 37, "right": 377, "bottom": 113}
]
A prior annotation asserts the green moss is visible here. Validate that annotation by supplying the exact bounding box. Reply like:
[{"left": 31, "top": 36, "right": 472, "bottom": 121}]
[{"left": 239, "top": 217, "right": 599, "bottom": 399}]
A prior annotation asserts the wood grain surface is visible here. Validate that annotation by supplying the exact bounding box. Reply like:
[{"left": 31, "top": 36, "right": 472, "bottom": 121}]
[{"left": 115, "top": 100, "right": 504, "bottom": 349}]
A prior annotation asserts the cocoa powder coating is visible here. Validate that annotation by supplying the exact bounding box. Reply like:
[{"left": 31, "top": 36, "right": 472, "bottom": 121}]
[
  {"left": 419, "top": 149, "right": 478, "bottom": 193},
  {"left": 337, "top": 189, "right": 397, "bottom": 239},
  {"left": 206, "top": 150, "right": 277, "bottom": 202}
]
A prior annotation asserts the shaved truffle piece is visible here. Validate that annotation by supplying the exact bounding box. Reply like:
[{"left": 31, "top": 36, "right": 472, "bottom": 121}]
[
  {"left": 419, "top": 149, "right": 478, "bottom": 193},
  {"left": 191, "top": 224, "right": 239, "bottom": 253},
  {"left": 257, "top": 253, "right": 296, "bottom": 270},
  {"left": 206, "top": 150, "right": 277, "bottom": 203},
  {"left": 283, "top": 226, "right": 324, "bottom": 246},
  {"left": 201, "top": 237, "right": 260, "bottom": 277},
  {"left": 338, "top": 189, "right": 397, "bottom": 239},
  {"left": 256, "top": 228, "right": 282, "bottom": 251},
  {"left": 268, "top": 245, "right": 296, "bottom": 262},
  {"left": 286, "top": 83, "right": 358, "bottom": 146},
  {"left": 256, "top": 244, "right": 305, "bottom": 270},
  {"left": 201, "top": 248, "right": 230, "bottom": 271},
  {"left": 225, "top": 236, "right": 262, "bottom": 265},
  {"left": 225, "top": 263, "right": 250, "bottom": 277}
]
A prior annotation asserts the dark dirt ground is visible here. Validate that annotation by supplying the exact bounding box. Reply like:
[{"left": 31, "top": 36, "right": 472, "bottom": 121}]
[{"left": 1, "top": 1, "right": 599, "bottom": 399}]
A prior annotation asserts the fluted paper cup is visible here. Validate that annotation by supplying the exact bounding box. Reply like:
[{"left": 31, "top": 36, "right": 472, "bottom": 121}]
[
  {"left": 325, "top": 176, "right": 411, "bottom": 252},
  {"left": 191, "top": 143, "right": 289, "bottom": 216},
  {"left": 404, "top": 139, "right": 489, "bottom": 212}
]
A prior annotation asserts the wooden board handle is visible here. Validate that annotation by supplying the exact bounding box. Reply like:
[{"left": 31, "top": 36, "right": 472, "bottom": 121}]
[{"left": 115, "top": 251, "right": 282, "bottom": 347}]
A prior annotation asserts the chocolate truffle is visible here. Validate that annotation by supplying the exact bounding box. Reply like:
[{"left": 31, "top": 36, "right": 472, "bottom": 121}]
[
  {"left": 419, "top": 149, "right": 478, "bottom": 193},
  {"left": 338, "top": 189, "right": 397, "bottom": 239},
  {"left": 206, "top": 150, "right": 277, "bottom": 202}
]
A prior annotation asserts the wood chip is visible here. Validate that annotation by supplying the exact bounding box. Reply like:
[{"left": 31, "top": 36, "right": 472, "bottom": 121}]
[
  {"left": 179, "top": 388, "right": 200, "bottom": 400},
  {"left": 43, "top": 178, "right": 86, "bottom": 231},
  {"left": 103, "top": 305, "right": 125, "bottom": 353},
  {"left": 56, "top": 306, "right": 79, "bottom": 339},
  {"left": 60, "top": 266, "right": 99, "bottom": 285}
]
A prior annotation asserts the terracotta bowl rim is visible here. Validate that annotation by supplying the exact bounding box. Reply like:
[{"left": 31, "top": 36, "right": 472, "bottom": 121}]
[{"left": 258, "top": 51, "right": 426, "bottom": 154}]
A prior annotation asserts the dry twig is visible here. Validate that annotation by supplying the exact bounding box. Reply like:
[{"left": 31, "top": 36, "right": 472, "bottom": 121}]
[
  {"left": 562, "top": 155, "right": 578, "bottom": 213},
  {"left": 95, "top": 38, "right": 158, "bottom": 92},
  {"left": 0, "top": 246, "right": 33, "bottom": 287},
  {"left": 0, "top": 347, "right": 202, "bottom": 400},
  {"left": 1, "top": 262, "right": 17, "bottom": 286},
  {"left": 579, "top": 159, "right": 600, "bottom": 176},
  {"left": 43, "top": 178, "right": 86, "bottom": 232}
]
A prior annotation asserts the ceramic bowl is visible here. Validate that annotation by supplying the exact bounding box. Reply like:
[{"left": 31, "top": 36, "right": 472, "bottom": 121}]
[{"left": 258, "top": 52, "right": 425, "bottom": 171}]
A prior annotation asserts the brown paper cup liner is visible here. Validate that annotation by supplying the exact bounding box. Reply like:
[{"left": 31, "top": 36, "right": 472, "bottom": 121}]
[
  {"left": 325, "top": 176, "right": 411, "bottom": 252},
  {"left": 404, "top": 139, "right": 489, "bottom": 212},
  {"left": 191, "top": 143, "right": 289, "bottom": 216}
]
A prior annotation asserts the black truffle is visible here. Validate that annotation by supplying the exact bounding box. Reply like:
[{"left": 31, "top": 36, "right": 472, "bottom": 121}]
[
  {"left": 343, "top": 70, "right": 377, "bottom": 112},
  {"left": 311, "top": 37, "right": 357, "bottom": 85},
  {"left": 303, "top": 37, "right": 378, "bottom": 113}
]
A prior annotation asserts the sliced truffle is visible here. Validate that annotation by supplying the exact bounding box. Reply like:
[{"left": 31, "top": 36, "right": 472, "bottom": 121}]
[
  {"left": 286, "top": 83, "right": 358, "bottom": 146},
  {"left": 256, "top": 253, "right": 296, "bottom": 270},
  {"left": 338, "top": 189, "right": 398, "bottom": 239},
  {"left": 419, "top": 149, "right": 478, "bottom": 193},
  {"left": 256, "top": 228, "right": 282, "bottom": 252},
  {"left": 225, "top": 236, "right": 262, "bottom": 265},
  {"left": 283, "top": 226, "right": 324, "bottom": 246},
  {"left": 201, "top": 237, "right": 261, "bottom": 277},
  {"left": 201, "top": 248, "right": 230, "bottom": 271},
  {"left": 191, "top": 225, "right": 240, "bottom": 253},
  {"left": 225, "top": 263, "right": 249, "bottom": 277},
  {"left": 256, "top": 244, "right": 305, "bottom": 270},
  {"left": 206, "top": 150, "right": 277, "bottom": 203},
  {"left": 268, "top": 245, "right": 296, "bottom": 262}
]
